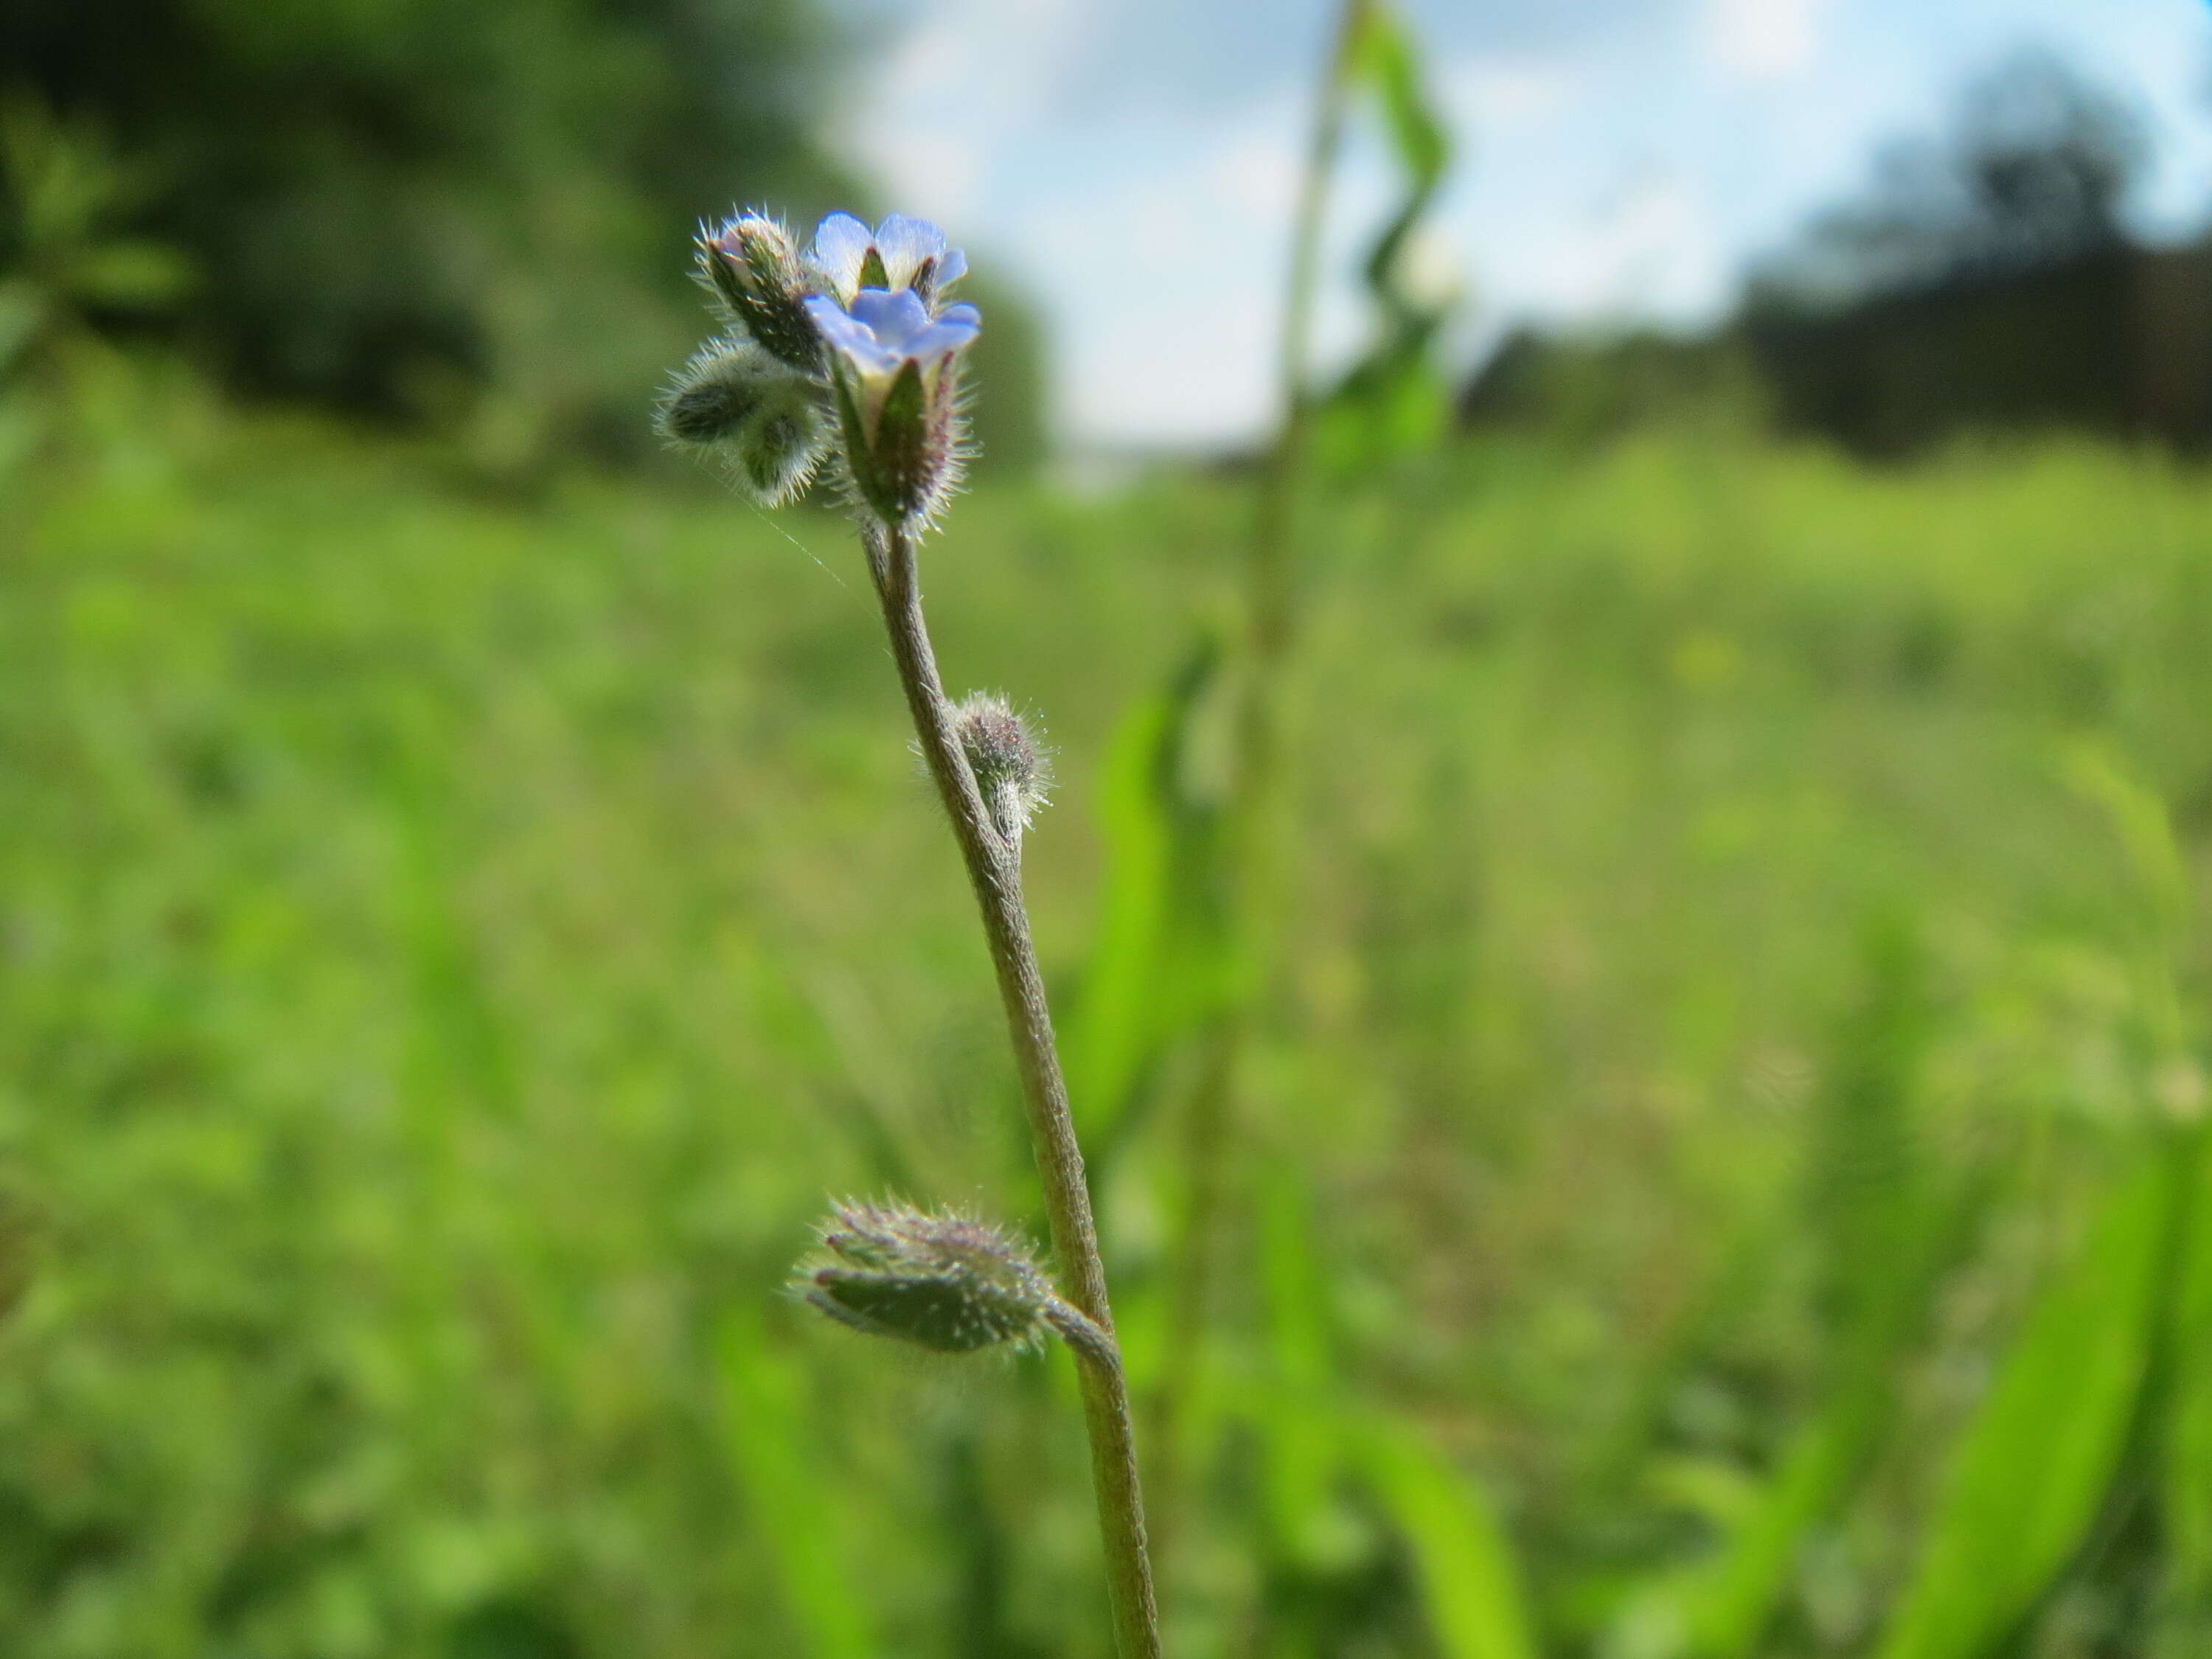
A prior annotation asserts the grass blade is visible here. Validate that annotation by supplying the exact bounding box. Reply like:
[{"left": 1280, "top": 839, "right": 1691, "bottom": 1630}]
[
  {"left": 1876, "top": 1154, "right": 2181, "bottom": 1659},
  {"left": 1062, "top": 639, "right": 1228, "bottom": 1148},
  {"left": 1257, "top": 1162, "right": 1344, "bottom": 1560},
  {"left": 2163, "top": 1127, "right": 2212, "bottom": 1628},
  {"left": 1360, "top": 1417, "right": 1539, "bottom": 1659},
  {"left": 714, "top": 1307, "right": 878, "bottom": 1659}
]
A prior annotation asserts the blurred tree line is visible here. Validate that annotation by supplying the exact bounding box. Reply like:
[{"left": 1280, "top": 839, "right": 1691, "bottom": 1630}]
[
  {"left": 1753, "top": 48, "right": 2140, "bottom": 308},
  {"left": 0, "top": 0, "right": 1045, "bottom": 475},
  {"left": 1461, "top": 50, "right": 2211, "bottom": 458}
]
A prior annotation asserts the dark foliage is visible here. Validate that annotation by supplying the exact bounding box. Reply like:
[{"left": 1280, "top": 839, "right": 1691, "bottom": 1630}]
[
  {"left": 1460, "top": 52, "right": 2206, "bottom": 459},
  {"left": 0, "top": 0, "right": 858, "bottom": 414},
  {"left": 1745, "top": 240, "right": 2212, "bottom": 457},
  {"left": 1750, "top": 48, "right": 2146, "bottom": 313}
]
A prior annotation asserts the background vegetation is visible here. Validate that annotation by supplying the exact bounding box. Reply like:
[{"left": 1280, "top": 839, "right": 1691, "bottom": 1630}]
[{"left": 3, "top": 6, "right": 2210, "bottom": 1659}]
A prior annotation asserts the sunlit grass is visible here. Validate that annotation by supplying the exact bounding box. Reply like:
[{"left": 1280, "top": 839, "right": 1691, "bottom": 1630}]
[{"left": 1, "top": 422, "right": 2207, "bottom": 1656}]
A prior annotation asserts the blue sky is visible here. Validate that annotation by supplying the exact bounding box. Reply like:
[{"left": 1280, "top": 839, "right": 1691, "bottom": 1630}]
[{"left": 838, "top": 0, "right": 2212, "bottom": 448}]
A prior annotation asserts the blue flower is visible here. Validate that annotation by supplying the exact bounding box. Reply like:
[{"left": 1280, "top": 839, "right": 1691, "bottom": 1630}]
[
  {"left": 807, "top": 212, "right": 970, "bottom": 305},
  {"left": 804, "top": 288, "right": 981, "bottom": 380},
  {"left": 805, "top": 285, "right": 980, "bottom": 529}
]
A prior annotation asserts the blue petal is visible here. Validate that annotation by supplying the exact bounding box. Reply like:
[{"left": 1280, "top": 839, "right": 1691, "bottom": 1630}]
[
  {"left": 932, "top": 247, "right": 968, "bottom": 288},
  {"left": 872, "top": 213, "right": 947, "bottom": 282},
  {"left": 809, "top": 212, "right": 873, "bottom": 290},
  {"left": 803, "top": 293, "right": 868, "bottom": 349},
  {"left": 804, "top": 294, "right": 905, "bottom": 377},
  {"left": 849, "top": 287, "right": 933, "bottom": 351},
  {"left": 908, "top": 314, "right": 981, "bottom": 359}
]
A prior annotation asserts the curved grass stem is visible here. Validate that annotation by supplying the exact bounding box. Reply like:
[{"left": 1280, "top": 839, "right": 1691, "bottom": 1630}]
[{"left": 1149, "top": 0, "right": 1372, "bottom": 1556}]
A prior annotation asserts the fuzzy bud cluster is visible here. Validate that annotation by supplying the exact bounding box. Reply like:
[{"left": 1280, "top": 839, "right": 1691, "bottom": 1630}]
[
  {"left": 655, "top": 339, "right": 825, "bottom": 505},
  {"left": 655, "top": 209, "right": 980, "bottom": 532},
  {"left": 952, "top": 692, "right": 1051, "bottom": 844},
  {"left": 796, "top": 1198, "right": 1057, "bottom": 1354}
]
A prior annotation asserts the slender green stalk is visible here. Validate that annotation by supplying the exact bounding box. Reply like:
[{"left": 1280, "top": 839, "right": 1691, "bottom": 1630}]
[
  {"left": 1250, "top": 0, "right": 1371, "bottom": 675},
  {"left": 1151, "top": 0, "right": 1371, "bottom": 1537},
  {"left": 862, "top": 521, "right": 1161, "bottom": 1659}
]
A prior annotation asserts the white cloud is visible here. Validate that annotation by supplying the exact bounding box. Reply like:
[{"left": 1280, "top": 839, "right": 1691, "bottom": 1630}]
[
  {"left": 1707, "top": 0, "right": 1833, "bottom": 81},
  {"left": 1580, "top": 171, "right": 1730, "bottom": 318},
  {"left": 1206, "top": 121, "right": 1302, "bottom": 224},
  {"left": 1466, "top": 165, "right": 1731, "bottom": 329},
  {"left": 1029, "top": 100, "right": 1304, "bottom": 444},
  {"left": 1444, "top": 58, "right": 1582, "bottom": 131},
  {"left": 846, "top": 0, "right": 1094, "bottom": 222}
]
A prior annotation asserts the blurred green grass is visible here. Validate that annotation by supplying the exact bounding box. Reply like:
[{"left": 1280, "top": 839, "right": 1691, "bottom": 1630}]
[{"left": 1, "top": 421, "right": 2208, "bottom": 1657}]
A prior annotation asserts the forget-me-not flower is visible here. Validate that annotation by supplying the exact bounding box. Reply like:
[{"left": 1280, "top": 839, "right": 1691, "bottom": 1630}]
[
  {"left": 804, "top": 284, "right": 981, "bottom": 530},
  {"left": 662, "top": 203, "right": 985, "bottom": 532},
  {"left": 808, "top": 212, "right": 969, "bottom": 306}
]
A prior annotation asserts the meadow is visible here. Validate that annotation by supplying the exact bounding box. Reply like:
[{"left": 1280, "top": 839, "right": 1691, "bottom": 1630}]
[{"left": 1, "top": 414, "right": 2208, "bottom": 1659}]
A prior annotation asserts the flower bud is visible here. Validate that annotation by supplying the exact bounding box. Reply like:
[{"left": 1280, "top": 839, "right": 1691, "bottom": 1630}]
[
  {"left": 796, "top": 1199, "right": 1055, "bottom": 1354},
  {"left": 695, "top": 211, "right": 823, "bottom": 373},
  {"left": 952, "top": 692, "right": 1051, "bottom": 844},
  {"left": 653, "top": 340, "right": 826, "bottom": 507}
]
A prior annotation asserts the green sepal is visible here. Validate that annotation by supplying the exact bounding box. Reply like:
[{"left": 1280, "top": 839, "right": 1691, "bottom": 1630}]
[
  {"left": 827, "top": 360, "right": 884, "bottom": 512},
  {"left": 698, "top": 234, "right": 751, "bottom": 319},
  {"left": 659, "top": 373, "right": 760, "bottom": 445},
  {"left": 866, "top": 359, "right": 931, "bottom": 523},
  {"left": 807, "top": 1267, "right": 1037, "bottom": 1354},
  {"left": 794, "top": 1200, "right": 1059, "bottom": 1358},
  {"left": 742, "top": 411, "right": 813, "bottom": 498}
]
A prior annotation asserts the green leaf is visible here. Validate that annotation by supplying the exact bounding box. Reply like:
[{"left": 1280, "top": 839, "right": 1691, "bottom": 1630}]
[
  {"left": 1258, "top": 1161, "right": 1345, "bottom": 1562},
  {"left": 69, "top": 241, "right": 196, "bottom": 309},
  {"left": 714, "top": 1307, "right": 878, "bottom": 1659},
  {"left": 1806, "top": 912, "right": 1932, "bottom": 1339},
  {"left": 1315, "top": 347, "right": 1450, "bottom": 474},
  {"left": 1, "top": 94, "right": 135, "bottom": 255},
  {"left": 1618, "top": 916, "right": 1970, "bottom": 1659},
  {"left": 1626, "top": 1188, "right": 1989, "bottom": 1659},
  {"left": 1062, "top": 694, "right": 1175, "bottom": 1140},
  {"left": 0, "top": 282, "right": 46, "bottom": 376},
  {"left": 1360, "top": 1417, "right": 1540, "bottom": 1659},
  {"left": 1321, "top": 2, "right": 1458, "bottom": 476},
  {"left": 1349, "top": 3, "right": 1449, "bottom": 196},
  {"left": 0, "top": 392, "right": 41, "bottom": 479},
  {"left": 1875, "top": 1155, "right": 2182, "bottom": 1659},
  {"left": 1254, "top": 1158, "right": 1539, "bottom": 1655},
  {"left": 1659, "top": 1390, "right": 1888, "bottom": 1656},
  {"left": 1062, "top": 638, "right": 1229, "bottom": 1147},
  {"left": 2165, "top": 1127, "right": 2212, "bottom": 1608},
  {"left": 2058, "top": 740, "right": 2190, "bottom": 943}
]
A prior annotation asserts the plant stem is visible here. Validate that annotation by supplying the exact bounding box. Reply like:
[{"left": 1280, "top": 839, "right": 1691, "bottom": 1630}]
[
  {"left": 1151, "top": 0, "right": 1369, "bottom": 1540},
  {"left": 863, "top": 520, "right": 1161, "bottom": 1659},
  {"left": 1250, "top": 0, "right": 1368, "bottom": 675}
]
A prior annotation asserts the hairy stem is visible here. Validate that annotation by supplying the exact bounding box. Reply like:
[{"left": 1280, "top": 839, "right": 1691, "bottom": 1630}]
[
  {"left": 864, "top": 521, "right": 1161, "bottom": 1659},
  {"left": 1151, "top": 0, "right": 1371, "bottom": 1545}
]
